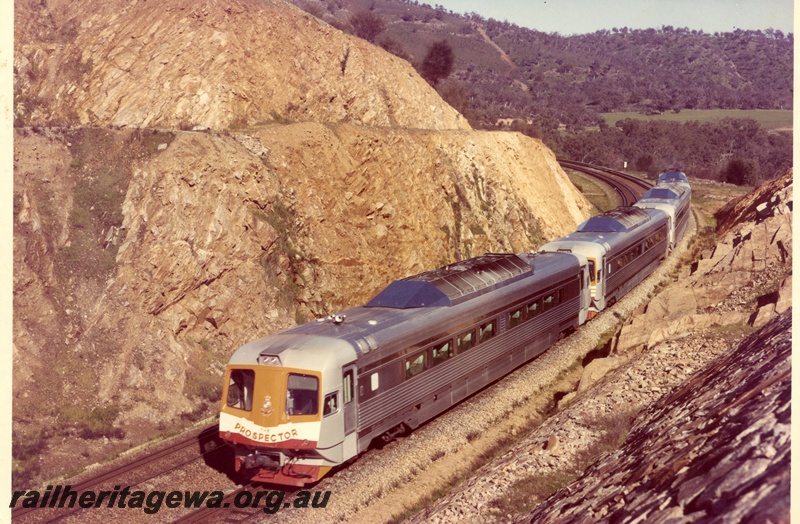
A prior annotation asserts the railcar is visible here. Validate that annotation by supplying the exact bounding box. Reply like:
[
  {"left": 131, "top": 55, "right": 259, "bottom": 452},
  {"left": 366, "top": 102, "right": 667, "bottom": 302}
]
[
  {"left": 219, "top": 172, "right": 690, "bottom": 487},
  {"left": 219, "top": 252, "right": 591, "bottom": 486},
  {"left": 634, "top": 182, "right": 691, "bottom": 251},
  {"left": 538, "top": 207, "right": 670, "bottom": 313},
  {"left": 657, "top": 170, "right": 690, "bottom": 188}
]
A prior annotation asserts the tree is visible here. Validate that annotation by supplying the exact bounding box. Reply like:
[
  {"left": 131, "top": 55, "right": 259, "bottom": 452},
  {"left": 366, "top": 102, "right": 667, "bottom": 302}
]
[
  {"left": 722, "top": 157, "right": 757, "bottom": 186},
  {"left": 349, "top": 11, "right": 386, "bottom": 43},
  {"left": 436, "top": 79, "right": 472, "bottom": 119},
  {"left": 419, "top": 39, "right": 455, "bottom": 86}
]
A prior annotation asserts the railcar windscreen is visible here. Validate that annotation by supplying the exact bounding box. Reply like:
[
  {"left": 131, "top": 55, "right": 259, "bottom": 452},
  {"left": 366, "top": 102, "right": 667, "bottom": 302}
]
[
  {"left": 287, "top": 374, "right": 319, "bottom": 415},
  {"left": 227, "top": 369, "right": 255, "bottom": 411},
  {"left": 658, "top": 171, "right": 688, "bottom": 184}
]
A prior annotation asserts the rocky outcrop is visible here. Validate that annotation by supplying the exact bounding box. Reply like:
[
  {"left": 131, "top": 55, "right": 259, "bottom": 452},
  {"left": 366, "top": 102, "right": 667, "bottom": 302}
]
[
  {"left": 14, "top": 0, "right": 469, "bottom": 131},
  {"left": 615, "top": 170, "right": 792, "bottom": 354},
  {"left": 522, "top": 310, "right": 790, "bottom": 523},
  {"left": 13, "top": 124, "right": 588, "bottom": 442},
  {"left": 714, "top": 172, "right": 793, "bottom": 236}
]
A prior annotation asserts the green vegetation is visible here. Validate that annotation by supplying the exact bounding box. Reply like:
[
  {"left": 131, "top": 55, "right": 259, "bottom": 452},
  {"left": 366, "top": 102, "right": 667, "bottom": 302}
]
[
  {"left": 254, "top": 199, "right": 307, "bottom": 311},
  {"left": 56, "top": 128, "right": 176, "bottom": 282},
  {"left": 601, "top": 109, "right": 793, "bottom": 131},
  {"left": 12, "top": 429, "right": 49, "bottom": 487},
  {"left": 184, "top": 343, "right": 225, "bottom": 406},
  {"left": 489, "top": 472, "right": 578, "bottom": 515},
  {"left": 58, "top": 406, "right": 125, "bottom": 440},
  {"left": 184, "top": 362, "right": 224, "bottom": 422},
  {"left": 349, "top": 10, "right": 386, "bottom": 43},
  {"left": 300, "top": 0, "right": 792, "bottom": 184},
  {"left": 419, "top": 39, "right": 455, "bottom": 86},
  {"left": 488, "top": 410, "right": 636, "bottom": 518},
  {"left": 565, "top": 171, "right": 611, "bottom": 212},
  {"left": 557, "top": 118, "right": 791, "bottom": 183},
  {"left": 317, "top": 0, "right": 792, "bottom": 129}
]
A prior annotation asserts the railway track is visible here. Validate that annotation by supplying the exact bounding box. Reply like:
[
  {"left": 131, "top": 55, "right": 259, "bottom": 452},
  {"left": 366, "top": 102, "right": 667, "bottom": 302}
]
[
  {"left": 12, "top": 161, "right": 657, "bottom": 523},
  {"left": 558, "top": 159, "right": 652, "bottom": 206},
  {"left": 172, "top": 484, "right": 255, "bottom": 524},
  {"left": 11, "top": 424, "right": 224, "bottom": 523}
]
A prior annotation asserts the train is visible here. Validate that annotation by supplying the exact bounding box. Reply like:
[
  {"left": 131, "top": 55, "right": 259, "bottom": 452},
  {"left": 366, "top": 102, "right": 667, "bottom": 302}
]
[{"left": 218, "top": 170, "right": 692, "bottom": 486}]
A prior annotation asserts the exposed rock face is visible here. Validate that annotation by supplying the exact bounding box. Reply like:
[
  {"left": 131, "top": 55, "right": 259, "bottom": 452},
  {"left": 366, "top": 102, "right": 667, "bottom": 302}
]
[
  {"left": 12, "top": 0, "right": 591, "bottom": 481},
  {"left": 616, "top": 170, "right": 792, "bottom": 354},
  {"left": 14, "top": 0, "right": 469, "bottom": 130},
  {"left": 523, "top": 310, "right": 790, "bottom": 523}
]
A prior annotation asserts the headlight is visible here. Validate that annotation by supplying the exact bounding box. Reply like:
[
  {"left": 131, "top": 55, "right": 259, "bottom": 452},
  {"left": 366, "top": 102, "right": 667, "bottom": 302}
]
[{"left": 258, "top": 355, "right": 282, "bottom": 366}]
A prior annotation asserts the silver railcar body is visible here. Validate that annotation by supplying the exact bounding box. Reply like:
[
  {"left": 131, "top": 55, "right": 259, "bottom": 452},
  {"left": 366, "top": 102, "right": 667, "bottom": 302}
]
[
  {"left": 635, "top": 182, "right": 692, "bottom": 250},
  {"left": 538, "top": 207, "right": 669, "bottom": 312},
  {"left": 220, "top": 252, "right": 591, "bottom": 485}
]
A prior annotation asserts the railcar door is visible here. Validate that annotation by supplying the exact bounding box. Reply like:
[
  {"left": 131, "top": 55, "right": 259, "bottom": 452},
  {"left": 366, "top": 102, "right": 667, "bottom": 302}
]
[{"left": 342, "top": 365, "right": 357, "bottom": 435}]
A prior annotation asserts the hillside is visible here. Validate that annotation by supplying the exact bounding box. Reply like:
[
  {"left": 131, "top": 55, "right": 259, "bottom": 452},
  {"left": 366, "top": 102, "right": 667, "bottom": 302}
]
[
  {"left": 12, "top": 0, "right": 591, "bottom": 486},
  {"left": 14, "top": 0, "right": 470, "bottom": 130},
  {"left": 288, "top": 0, "right": 793, "bottom": 128},
  {"left": 284, "top": 0, "right": 793, "bottom": 183}
]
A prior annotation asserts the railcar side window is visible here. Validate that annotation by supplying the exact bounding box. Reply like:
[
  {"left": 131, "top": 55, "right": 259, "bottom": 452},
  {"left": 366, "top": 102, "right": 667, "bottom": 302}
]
[
  {"left": 527, "top": 300, "right": 540, "bottom": 317},
  {"left": 405, "top": 352, "right": 426, "bottom": 378},
  {"left": 479, "top": 320, "right": 495, "bottom": 343},
  {"left": 432, "top": 340, "right": 452, "bottom": 365},
  {"left": 370, "top": 372, "right": 379, "bottom": 391},
  {"left": 457, "top": 331, "right": 475, "bottom": 352},
  {"left": 287, "top": 374, "right": 319, "bottom": 416},
  {"left": 508, "top": 308, "right": 524, "bottom": 328},
  {"left": 542, "top": 291, "right": 559, "bottom": 312},
  {"left": 615, "top": 245, "right": 640, "bottom": 270},
  {"left": 226, "top": 369, "right": 255, "bottom": 411},
  {"left": 323, "top": 393, "right": 339, "bottom": 416},
  {"left": 343, "top": 370, "right": 354, "bottom": 404}
]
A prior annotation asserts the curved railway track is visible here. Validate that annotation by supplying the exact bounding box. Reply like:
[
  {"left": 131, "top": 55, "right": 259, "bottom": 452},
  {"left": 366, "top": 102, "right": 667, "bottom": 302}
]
[
  {"left": 558, "top": 159, "right": 652, "bottom": 206},
  {"left": 11, "top": 424, "right": 223, "bottom": 523},
  {"left": 13, "top": 160, "right": 654, "bottom": 524}
]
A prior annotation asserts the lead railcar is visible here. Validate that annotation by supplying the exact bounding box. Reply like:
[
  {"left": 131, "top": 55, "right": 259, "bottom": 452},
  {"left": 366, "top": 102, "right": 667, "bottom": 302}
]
[{"left": 219, "top": 252, "right": 591, "bottom": 486}]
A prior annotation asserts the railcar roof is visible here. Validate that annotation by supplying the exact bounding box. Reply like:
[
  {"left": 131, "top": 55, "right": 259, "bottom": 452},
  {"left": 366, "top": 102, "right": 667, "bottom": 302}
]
[
  {"left": 642, "top": 184, "right": 686, "bottom": 200},
  {"left": 657, "top": 171, "right": 689, "bottom": 184},
  {"left": 365, "top": 253, "right": 532, "bottom": 308},
  {"left": 576, "top": 207, "right": 652, "bottom": 233},
  {"left": 252, "top": 252, "right": 578, "bottom": 358}
]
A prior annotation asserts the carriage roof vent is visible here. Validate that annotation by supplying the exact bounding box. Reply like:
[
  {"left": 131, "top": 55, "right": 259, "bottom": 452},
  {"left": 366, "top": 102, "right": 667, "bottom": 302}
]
[{"left": 328, "top": 314, "right": 346, "bottom": 325}]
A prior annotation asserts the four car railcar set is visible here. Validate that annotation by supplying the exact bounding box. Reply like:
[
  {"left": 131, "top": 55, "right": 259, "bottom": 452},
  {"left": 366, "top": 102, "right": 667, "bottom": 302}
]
[{"left": 219, "top": 171, "right": 692, "bottom": 486}]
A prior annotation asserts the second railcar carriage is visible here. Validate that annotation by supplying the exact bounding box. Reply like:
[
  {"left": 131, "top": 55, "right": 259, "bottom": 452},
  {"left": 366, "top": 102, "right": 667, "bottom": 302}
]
[
  {"left": 220, "top": 252, "right": 591, "bottom": 486},
  {"left": 538, "top": 207, "right": 670, "bottom": 313}
]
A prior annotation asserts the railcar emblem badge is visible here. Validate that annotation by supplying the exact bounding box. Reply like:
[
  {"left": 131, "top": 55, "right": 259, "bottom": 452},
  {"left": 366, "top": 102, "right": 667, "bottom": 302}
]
[{"left": 261, "top": 395, "right": 273, "bottom": 416}]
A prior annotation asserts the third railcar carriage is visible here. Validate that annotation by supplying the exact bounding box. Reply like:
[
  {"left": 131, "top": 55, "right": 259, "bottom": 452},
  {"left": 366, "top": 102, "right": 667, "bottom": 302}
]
[
  {"left": 538, "top": 207, "right": 670, "bottom": 313},
  {"left": 657, "top": 170, "right": 690, "bottom": 188},
  {"left": 635, "top": 182, "right": 691, "bottom": 251}
]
